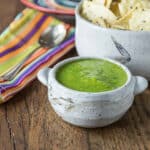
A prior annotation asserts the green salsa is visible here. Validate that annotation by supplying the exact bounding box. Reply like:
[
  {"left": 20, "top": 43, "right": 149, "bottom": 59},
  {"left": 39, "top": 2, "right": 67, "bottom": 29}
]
[{"left": 56, "top": 59, "right": 127, "bottom": 92}]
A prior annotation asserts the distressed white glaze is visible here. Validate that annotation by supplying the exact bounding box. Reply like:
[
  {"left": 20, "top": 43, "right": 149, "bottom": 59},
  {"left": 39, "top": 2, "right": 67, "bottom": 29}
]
[
  {"left": 37, "top": 57, "right": 148, "bottom": 128},
  {"left": 75, "top": 2, "right": 150, "bottom": 79}
]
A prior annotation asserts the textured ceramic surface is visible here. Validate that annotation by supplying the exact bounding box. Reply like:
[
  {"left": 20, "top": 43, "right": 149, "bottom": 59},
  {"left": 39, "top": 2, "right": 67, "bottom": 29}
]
[
  {"left": 75, "top": 2, "right": 150, "bottom": 79},
  {"left": 37, "top": 57, "right": 148, "bottom": 128}
]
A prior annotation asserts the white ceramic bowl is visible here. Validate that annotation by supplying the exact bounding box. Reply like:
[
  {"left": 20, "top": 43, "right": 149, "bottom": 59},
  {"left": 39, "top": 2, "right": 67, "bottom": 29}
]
[
  {"left": 75, "top": 2, "right": 150, "bottom": 79},
  {"left": 37, "top": 57, "right": 148, "bottom": 128}
]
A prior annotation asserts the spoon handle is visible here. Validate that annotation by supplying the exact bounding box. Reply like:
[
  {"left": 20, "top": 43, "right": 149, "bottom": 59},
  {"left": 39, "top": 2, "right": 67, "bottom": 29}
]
[{"left": 0, "top": 46, "right": 41, "bottom": 81}]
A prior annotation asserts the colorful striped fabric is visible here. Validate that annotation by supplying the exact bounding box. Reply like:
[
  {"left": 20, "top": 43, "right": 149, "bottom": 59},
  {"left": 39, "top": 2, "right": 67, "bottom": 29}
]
[
  {"left": 21, "top": 0, "right": 80, "bottom": 15},
  {"left": 0, "top": 8, "right": 75, "bottom": 103}
]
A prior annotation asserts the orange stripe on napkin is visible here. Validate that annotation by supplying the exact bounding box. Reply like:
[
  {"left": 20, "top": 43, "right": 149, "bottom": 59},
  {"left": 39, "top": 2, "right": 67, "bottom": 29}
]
[
  {"left": 24, "top": 47, "right": 48, "bottom": 66},
  {"left": 0, "top": 13, "right": 44, "bottom": 53},
  {"left": 2, "top": 43, "right": 75, "bottom": 100},
  {"left": 0, "top": 17, "right": 52, "bottom": 63}
]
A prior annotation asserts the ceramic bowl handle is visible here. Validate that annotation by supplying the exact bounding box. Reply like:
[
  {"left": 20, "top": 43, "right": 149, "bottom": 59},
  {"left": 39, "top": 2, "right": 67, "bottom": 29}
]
[
  {"left": 134, "top": 76, "right": 148, "bottom": 95},
  {"left": 37, "top": 67, "right": 51, "bottom": 86}
]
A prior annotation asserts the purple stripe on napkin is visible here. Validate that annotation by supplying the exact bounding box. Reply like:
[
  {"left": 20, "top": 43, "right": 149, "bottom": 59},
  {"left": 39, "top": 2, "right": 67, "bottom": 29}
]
[{"left": 0, "top": 14, "right": 48, "bottom": 57}]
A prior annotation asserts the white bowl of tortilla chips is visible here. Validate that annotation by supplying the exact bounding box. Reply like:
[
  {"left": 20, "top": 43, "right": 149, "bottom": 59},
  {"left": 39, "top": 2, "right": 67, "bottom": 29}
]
[{"left": 75, "top": 0, "right": 150, "bottom": 79}]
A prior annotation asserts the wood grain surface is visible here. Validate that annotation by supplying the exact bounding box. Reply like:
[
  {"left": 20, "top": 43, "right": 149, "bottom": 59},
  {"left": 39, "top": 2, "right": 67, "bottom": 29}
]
[{"left": 0, "top": 0, "right": 150, "bottom": 150}]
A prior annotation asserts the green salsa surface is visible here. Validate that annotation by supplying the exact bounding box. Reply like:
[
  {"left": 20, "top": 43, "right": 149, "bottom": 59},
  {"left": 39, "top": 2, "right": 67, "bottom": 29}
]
[{"left": 56, "top": 59, "right": 127, "bottom": 92}]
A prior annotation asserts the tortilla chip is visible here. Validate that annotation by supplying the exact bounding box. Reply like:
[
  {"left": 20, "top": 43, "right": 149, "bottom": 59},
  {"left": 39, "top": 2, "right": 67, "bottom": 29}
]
[
  {"left": 105, "top": 0, "right": 113, "bottom": 8},
  {"left": 110, "top": 2, "right": 121, "bottom": 17},
  {"left": 111, "top": 5, "right": 137, "bottom": 30},
  {"left": 82, "top": 1, "right": 117, "bottom": 25},
  {"left": 118, "top": 0, "right": 143, "bottom": 16},
  {"left": 141, "top": 0, "right": 150, "bottom": 9},
  {"left": 129, "top": 8, "right": 150, "bottom": 31},
  {"left": 92, "top": 0, "right": 105, "bottom": 5},
  {"left": 81, "top": 0, "right": 150, "bottom": 31}
]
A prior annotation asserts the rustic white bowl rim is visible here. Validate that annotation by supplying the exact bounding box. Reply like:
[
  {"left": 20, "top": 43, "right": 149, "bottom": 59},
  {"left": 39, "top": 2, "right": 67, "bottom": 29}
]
[
  {"left": 76, "top": 1, "right": 150, "bottom": 34},
  {"left": 50, "top": 56, "right": 132, "bottom": 96}
]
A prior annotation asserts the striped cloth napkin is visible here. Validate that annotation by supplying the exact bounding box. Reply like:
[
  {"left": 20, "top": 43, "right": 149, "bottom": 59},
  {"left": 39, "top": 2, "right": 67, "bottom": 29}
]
[
  {"left": 0, "top": 8, "right": 75, "bottom": 103},
  {"left": 21, "top": 0, "right": 77, "bottom": 15},
  {"left": 31, "top": 0, "right": 79, "bottom": 9}
]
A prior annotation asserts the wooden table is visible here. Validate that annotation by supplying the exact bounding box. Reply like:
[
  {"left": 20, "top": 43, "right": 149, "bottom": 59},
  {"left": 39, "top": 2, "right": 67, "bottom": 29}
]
[{"left": 0, "top": 0, "right": 150, "bottom": 150}]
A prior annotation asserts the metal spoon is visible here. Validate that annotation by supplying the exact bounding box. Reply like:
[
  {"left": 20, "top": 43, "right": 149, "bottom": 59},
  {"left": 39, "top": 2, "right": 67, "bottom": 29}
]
[{"left": 0, "top": 24, "right": 67, "bottom": 81}]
